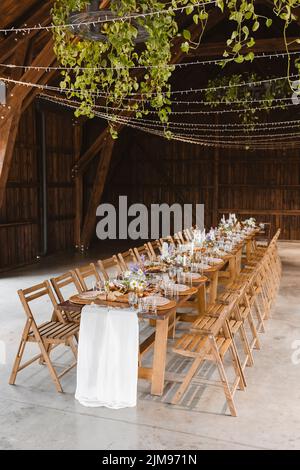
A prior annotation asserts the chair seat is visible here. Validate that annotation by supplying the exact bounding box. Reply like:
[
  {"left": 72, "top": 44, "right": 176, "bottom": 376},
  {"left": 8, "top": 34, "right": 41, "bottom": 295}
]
[
  {"left": 68, "top": 311, "right": 81, "bottom": 323},
  {"left": 174, "top": 332, "right": 231, "bottom": 359},
  {"left": 228, "top": 319, "right": 243, "bottom": 334},
  {"left": 28, "top": 321, "right": 79, "bottom": 344}
]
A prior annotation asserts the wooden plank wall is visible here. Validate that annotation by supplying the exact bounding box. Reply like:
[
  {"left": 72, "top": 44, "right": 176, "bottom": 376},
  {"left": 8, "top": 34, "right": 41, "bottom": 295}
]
[
  {"left": 105, "top": 128, "right": 300, "bottom": 240},
  {"left": 0, "top": 102, "right": 75, "bottom": 270},
  {"left": 45, "top": 109, "right": 75, "bottom": 253},
  {"left": 1, "top": 113, "right": 300, "bottom": 271},
  {"left": 0, "top": 105, "right": 39, "bottom": 270}
]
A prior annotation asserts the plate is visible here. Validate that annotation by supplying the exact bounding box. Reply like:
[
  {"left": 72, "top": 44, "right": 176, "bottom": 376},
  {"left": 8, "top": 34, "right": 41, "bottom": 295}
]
[
  {"left": 143, "top": 295, "right": 170, "bottom": 306},
  {"left": 78, "top": 291, "right": 102, "bottom": 300},
  {"left": 208, "top": 257, "right": 223, "bottom": 264},
  {"left": 175, "top": 284, "right": 190, "bottom": 292}
]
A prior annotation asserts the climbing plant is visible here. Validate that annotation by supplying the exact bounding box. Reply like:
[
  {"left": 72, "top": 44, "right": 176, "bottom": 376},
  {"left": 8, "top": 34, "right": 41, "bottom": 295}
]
[
  {"left": 52, "top": 1, "right": 300, "bottom": 136},
  {"left": 204, "top": 73, "right": 291, "bottom": 125}
]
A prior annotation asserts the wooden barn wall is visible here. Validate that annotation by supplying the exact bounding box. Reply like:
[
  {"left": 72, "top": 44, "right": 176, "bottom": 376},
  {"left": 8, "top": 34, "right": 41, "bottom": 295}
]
[
  {"left": 104, "top": 128, "right": 300, "bottom": 240},
  {"left": 0, "top": 103, "right": 76, "bottom": 270},
  {"left": 45, "top": 108, "right": 75, "bottom": 253}
]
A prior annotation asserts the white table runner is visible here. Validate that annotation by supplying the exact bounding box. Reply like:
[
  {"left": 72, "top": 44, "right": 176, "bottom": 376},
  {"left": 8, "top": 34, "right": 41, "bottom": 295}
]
[{"left": 75, "top": 304, "right": 139, "bottom": 409}]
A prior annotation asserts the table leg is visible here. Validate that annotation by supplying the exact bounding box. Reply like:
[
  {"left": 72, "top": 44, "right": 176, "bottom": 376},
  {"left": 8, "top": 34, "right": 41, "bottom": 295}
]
[
  {"left": 229, "top": 256, "right": 237, "bottom": 282},
  {"left": 246, "top": 239, "right": 252, "bottom": 261},
  {"left": 209, "top": 271, "right": 219, "bottom": 305},
  {"left": 197, "top": 283, "right": 206, "bottom": 315},
  {"left": 151, "top": 316, "right": 169, "bottom": 396},
  {"left": 236, "top": 248, "right": 242, "bottom": 275}
]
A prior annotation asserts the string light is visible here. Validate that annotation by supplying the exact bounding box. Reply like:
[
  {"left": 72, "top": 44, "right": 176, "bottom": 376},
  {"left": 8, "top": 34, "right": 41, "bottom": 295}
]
[
  {"left": 39, "top": 93, "right": 300, "bottom": 150},
  {"left": 40, "top": 93, "right": 300, "bottom": 135},
  {"left": 1, "top": 76, "right": 299, "bottom": 117},
  {"left": 0, "top": 73, "right": 297, "bottom": 99},
  {"left": 0, "top": 1, "right": 217, "bottom": 34},
  {"left": 1, "top": 50, "right": 300, "bottom": 72},
  {"left": 40, "top": 94, "right": 300, "bottom": 132}
]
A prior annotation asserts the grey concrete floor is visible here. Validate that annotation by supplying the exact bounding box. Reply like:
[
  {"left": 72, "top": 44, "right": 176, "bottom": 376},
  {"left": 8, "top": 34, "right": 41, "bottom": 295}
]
[{"left": 0, "top": 241, "right": 300, "bottom": 450}]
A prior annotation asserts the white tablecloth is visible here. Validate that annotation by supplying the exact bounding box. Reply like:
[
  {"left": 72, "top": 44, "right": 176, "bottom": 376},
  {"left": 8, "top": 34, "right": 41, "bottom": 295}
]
[{"left": 75, "top": 304, "right": 139, "bottom": 409}]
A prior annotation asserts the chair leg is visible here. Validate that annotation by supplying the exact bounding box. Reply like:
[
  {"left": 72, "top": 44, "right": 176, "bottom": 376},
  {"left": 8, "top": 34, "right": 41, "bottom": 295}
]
[
  {"left": 38, "top": 341, "right": 63, "bottom": 393},
  {"left": 239, "top": 324, "right": 254, "bottom": 367},
  {"left": 9, "top": 319, "right": 32, "bottom": 385},
  {"left": 209, "top": 336, "right": 238, "bottom": 417},
  {"left": 247, "top": 309, "right": 261, "bottom": 351},
  {"left": 171, "top": 354, "right": 205, "bottom": 405},
  {"left": 67, "top": 338, "right": 78, "bottom": 360},
  {"left": 253, "top": 297, "right": 265, "bottom": 333},
  {"left": 228, "top": 342, "right": 246, "bottom": 391}
]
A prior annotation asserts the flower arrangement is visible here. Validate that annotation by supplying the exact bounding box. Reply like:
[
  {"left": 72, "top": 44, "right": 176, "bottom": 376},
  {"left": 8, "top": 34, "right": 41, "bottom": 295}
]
[
  {"left": 120, "top": 265, "right": 147, "bottom": 291},
  {"left": 242, "top": 217, "right": 256, "bottom": 228}
]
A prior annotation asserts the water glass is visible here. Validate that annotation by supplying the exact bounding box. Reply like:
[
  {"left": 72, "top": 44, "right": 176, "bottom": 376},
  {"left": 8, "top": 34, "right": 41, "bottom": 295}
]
[{"left": 128, "top": 291, "right": 138, "bottom": 309}]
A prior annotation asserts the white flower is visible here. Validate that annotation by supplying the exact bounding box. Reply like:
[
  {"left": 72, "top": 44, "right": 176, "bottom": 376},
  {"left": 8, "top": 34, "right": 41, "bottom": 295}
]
[{"left": 130, "top": 280, "right": 138, "bottom": 289}]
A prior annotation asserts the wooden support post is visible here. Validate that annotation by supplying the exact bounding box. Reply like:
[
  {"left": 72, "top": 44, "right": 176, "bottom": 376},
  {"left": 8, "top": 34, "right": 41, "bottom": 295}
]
[
  {"left": 80, "top": 136, "right": 115, "bottom": 249},
  {"left": 212, "top": 120, "right": 219, "bottom": 227},
  {"left": 73, "top": 124, "right": 83, "bottom": 249},
  {"left": 0, "top": 110, "right": 22, "bottom": 208}
]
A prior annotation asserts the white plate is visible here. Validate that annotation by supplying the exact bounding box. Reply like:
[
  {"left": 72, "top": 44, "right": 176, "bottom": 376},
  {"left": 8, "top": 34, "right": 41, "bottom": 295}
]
[
  {"left": 175, "top": 284, "right": 190, "bottom": 292},
  {"left": 143, "top": 295, "right": 169, "bottom": 306},
  {"left": 208, "top": 257, "right": 223, "bottom": 264},
  {"left": 184, "top": 272, "right": 201, "bottom": 279},
  {"left": 79, "top": 291, "right": 101, "bottom": 299}
]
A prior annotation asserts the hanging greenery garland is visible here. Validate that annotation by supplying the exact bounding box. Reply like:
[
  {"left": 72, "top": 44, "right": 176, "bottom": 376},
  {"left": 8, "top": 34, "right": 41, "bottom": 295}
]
[
  {"left": 52, "top": 1, "right": 300, "bottom": 138},
  {"left": 204, "top": 73, "right": 291, "bottom": 125}
]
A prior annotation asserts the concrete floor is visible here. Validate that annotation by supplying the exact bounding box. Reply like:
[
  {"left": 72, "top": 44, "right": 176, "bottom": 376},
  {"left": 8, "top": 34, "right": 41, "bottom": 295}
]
[{"left": 0, "top": 241, "right": 300, "bottom": 450}]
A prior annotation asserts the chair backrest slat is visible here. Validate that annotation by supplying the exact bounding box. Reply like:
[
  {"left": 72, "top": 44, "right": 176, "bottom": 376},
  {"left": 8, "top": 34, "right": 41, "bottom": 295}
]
[
  {"left": 75, "top": 263, "right": 101, "bottom": 291},
  {"left": 51, "top": 270, "right": 83, "bottom": 303}
]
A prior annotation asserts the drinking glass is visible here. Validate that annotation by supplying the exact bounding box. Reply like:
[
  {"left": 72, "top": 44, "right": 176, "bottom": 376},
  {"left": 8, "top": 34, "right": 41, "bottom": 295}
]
[
  {"left": 128, "top": 291, "right": 138, "bottom": 309},
  {"left": 168, "top": 267, "right": 177, "bottom": 282}
]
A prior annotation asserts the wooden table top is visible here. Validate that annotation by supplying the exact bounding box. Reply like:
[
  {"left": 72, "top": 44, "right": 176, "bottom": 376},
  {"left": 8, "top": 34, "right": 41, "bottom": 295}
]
[{"left": 57, "top": 284, "right": 203, "bottom": 321}]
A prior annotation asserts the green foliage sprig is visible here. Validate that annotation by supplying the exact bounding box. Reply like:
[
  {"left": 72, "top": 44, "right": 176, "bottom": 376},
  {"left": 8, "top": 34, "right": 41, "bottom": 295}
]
[
  {"left": 52, "top": 1, "right": 300, "bottom": 138},
  {"left": 205, "top": 73, "right": 290, "bottom": 125}
]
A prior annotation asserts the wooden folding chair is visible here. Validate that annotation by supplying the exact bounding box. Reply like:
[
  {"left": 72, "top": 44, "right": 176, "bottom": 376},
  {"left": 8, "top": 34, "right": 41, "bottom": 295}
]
[
  {"left": 97, "top": 256, "right": 122, "bottom": 281},
  {"left": 50, "top": 270, "right": 83, "bottom": 323},
  {"left": 9, "top": 281, "right": 78, "bottom": 393},
  {"left": 75, "top": 262, "right": 102, "bottom": 290},
  {"left": 171, "top": 299, "right": 245, "bottom": 416}
]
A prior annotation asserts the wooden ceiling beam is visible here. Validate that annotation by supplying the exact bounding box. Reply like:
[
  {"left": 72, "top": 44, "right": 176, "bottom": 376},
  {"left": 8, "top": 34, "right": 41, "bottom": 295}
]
[
  {"left": 0, "top": 37, "right": 56, "bottom": 208},
  {"left": 0, "top": 1, "right": 53, "bottom": 64}
]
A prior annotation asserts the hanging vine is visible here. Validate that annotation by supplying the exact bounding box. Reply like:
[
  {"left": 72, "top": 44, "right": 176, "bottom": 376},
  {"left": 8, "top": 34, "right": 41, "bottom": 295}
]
[
  {"left": 52, "top": 1, "right": 300, "bottom": 136},
  {"left": 204, "top": 73, "right": 291, "bottom": 125}
]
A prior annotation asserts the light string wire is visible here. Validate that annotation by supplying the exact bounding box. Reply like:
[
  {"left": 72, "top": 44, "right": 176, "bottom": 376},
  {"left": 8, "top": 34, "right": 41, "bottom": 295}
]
[
  {"left": 0, "top": 1, "right": 217, "bottom": 34},
  {"left": 39, "top": 93, "right": 300, "bottom": 148},
  {"left": 40, "top": 93, "right": 300, "bottom": 136},
  {"left": 0, "top": 74, "right": 297, "bottom": 101},
  {"left": 1, "top": 50, "right": 300, "bottom": 72},
  {"left": 39, "top": 93, "right": 300, "bottom": 130},
  {"left": 1, "top": 75, "right": 299, "bottom": 115}
]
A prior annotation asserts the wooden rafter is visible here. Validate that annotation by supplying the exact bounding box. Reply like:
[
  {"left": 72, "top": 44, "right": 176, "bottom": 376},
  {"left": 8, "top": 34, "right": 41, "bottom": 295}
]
[
  {"left": 0, "top": 37, "right": 56, "bottom": 208},
  {"left": 0, "top": 1, "right": 53, "bottom": 64}
]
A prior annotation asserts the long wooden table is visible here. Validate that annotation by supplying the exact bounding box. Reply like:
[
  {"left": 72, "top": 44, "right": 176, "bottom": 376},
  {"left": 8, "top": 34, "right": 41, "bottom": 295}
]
[{"left": 57, "top": 278, "right": 207, "bottom": 397}]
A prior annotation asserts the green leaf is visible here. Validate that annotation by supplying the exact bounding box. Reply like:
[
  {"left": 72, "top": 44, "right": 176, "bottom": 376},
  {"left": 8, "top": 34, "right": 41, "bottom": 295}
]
[
  {"left": 266, "top": 18, "right": 272, "bottom": 27},
  {"left": 181, "top": 41, "right": 190, "bottom": 53},
  {"left": 234, "top": 55, "right": 244, "bottom": 63},
  {"left": 183, "top": 29, "right": 191, "bottom": 40}
]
